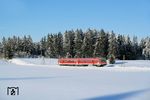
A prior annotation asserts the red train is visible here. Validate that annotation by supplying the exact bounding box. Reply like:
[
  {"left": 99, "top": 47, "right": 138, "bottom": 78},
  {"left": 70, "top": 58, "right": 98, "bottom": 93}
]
[{"left": 58, "top": 58, "right": 107, "bottom": 66}]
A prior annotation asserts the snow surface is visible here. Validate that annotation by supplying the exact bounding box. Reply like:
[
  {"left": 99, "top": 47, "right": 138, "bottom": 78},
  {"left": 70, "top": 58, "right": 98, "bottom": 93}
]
[{"left": 0, "top": 58, "right": 150, "bottom": 100}]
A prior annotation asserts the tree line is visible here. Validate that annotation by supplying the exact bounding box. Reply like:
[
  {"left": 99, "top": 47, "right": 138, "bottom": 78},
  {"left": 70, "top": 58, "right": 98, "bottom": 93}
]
[{"left": 0, "top": 28, "right": 150, "bottom": 60}]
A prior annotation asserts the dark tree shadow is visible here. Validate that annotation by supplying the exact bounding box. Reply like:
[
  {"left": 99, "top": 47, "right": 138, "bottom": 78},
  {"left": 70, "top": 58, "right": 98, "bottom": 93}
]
[{"left": 84, "top": 88, "right": 150, "bottom": 100}]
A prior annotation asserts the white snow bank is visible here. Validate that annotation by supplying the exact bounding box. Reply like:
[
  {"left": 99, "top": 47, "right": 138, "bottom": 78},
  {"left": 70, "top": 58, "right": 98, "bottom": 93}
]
[
  {"left": 15, "top": 58, "right": 57, "bottom": 65},
  {"left": 0, "top": 59, "right": 8, "bottom": 65},
  {"left": 9, "top": 58, "right": 35, "bottom": 66},
  {"left": 8, "top": 58, "right": 150, "bottom": 72}
]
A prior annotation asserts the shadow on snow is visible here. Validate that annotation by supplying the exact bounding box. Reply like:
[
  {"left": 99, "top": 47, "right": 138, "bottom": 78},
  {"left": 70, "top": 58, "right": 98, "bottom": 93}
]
[
  {"left": 115, "top": 61, "right": 127, "bottom": 65},
  {"left": 84, "top": 88, "right": 150, "bottom": 100},
  {"left": 0, "top": 76, "right": 62, "bottom": 81}
]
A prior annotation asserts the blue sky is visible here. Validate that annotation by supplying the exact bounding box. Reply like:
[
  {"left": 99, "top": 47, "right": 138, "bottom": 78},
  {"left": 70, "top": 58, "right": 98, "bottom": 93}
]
[{"left": 0, "top": 0, "right": 150, "bottom": 41}]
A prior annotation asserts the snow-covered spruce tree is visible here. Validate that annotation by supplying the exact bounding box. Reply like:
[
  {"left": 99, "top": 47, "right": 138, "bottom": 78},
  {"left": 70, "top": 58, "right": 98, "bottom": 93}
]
[
  {"left": 117, "top": 34, "right": 125, "bottom": 59},
  {"left": 45, "top": 34, "right": 57, "bottom": 58},
  {"left": 63, "top": 30, "right": 75, "bottom": 57},
  {"left": 143, "top": 37, "right": 150, "bottom": 59},
  {"left": 108, "top": 31, "right": 118, "bottom": 58},
  {"left": 131, "top": 36, "right": 139, "bottom": 59},
  {"left": 63, "top": 31, "right": 70, "bottom": 56},
  {"left": 139, "top": 38, "right": 147, "bottom": 59},
  {"left": 0, "top": 42, "right": 2, "bottom": 51},
  {"left": 51, "top": 33, "right": 63, "bottom": 58},
  {"left": 40, "top": 36, "right": 47, "bottom": 56},
  {"left": 2, "top": 37, "right": 7, "bottom": 58},
  {"left": 12, "top": 36, "right": 18, "bottom": 54},
  {"left": 93, "top": 29, "right": 109, "bottom": 57},
  {"left": 74, "top": 29, "right": 83, "bottom": 57},
  {"left": 30, "top": 42, "right": 41, "bottom": 57},
  {"left": 56, "top": 32, "right": 63, "bottom": 57},
  {"left": 52, "top": 34, "right": 58, "bottom": 57},
  {"left": 20, "top": 35, "right": 33, "bottom": 57},
  {"left": 16, "top": 37, "right": 25, "bottom": 57},
  {"left": 81, "top": 29, "right": 96, "bottom": 58},
  {"left": 4, "top": 37, "right": 14, "bottom": 59},
  {"left": 27, "top": 35, "right": 33, "bottom": 57},
  {"left": 69, "top": 30, "right": 75, "bottom": 57},
  {"left": 22, "top": 36, "right": 28, "bottom": 52},
  {"left": 8, "top": 36, "right": 20, "bottom": 57},
  {"left": 0, "top": 42, "right": 3, "bottom": 58},
  {"left": 104, "top": 32, "right": 109, "bottom": 57},
  {"left": 124, "top": 35, "right": 133, "bottom": 59}
]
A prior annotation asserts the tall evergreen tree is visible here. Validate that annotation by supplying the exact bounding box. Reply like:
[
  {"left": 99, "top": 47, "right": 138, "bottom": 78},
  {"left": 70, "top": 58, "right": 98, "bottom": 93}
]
[
  {"left": 2, "top": 37, "right": 7, "bottom": 58},
  {"left": 53, "top": 34, "right": 59, "bottom": 57},
  {"left": 139, "top": 38, "right": 146, "bottom": 59},
  {"left": 124, "top": 35, "right": 133, "bottom": 59},
  {"left": 81, "top": 29, "right": 95, "bottom": 57},
  {"left": 63, "top": 30, "right": 75, "bottom": 57},
  {"left": 93, "top": 29, "right": 109, "bottom": 57},
  {"left": 40, "top": 36, "right": 47, "bottom": 56},
  {"left": 5, "top": 37, "right": 13, "bottom": 59},
  {"left": 56, "top": 32, "right": 63, "bottom": 57},
  {"left": 132, "top": 36, "right": 139, "bottom": 59},
  {"left": 46, "top": 34, "right": 56, "bottom": 58},
  {"left": 74, "top": 29, "right": 83, "bottom": 57},
  {"left": 117, "top": 34, "right": 126, "bottom": 59},
  {"left": 143, "top": 37, "right": 150, "bottom": 59},
  {"left": 108, "top": 31, "right": 118, "bottom": 57},
  {"left": 0, "top": 42, "right": 3, "bottom": 57}
]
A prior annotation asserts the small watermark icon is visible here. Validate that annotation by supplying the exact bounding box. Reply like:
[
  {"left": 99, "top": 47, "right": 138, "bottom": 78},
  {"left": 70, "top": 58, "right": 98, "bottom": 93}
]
[{"left": 7, "top": 87, "right": 19, "bottom": 96}]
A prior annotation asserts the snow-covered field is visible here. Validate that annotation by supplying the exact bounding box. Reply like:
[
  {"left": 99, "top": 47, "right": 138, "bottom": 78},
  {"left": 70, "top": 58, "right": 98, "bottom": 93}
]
[{"left": 0, "top": 58, "right": 150, "bottom": 100}]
